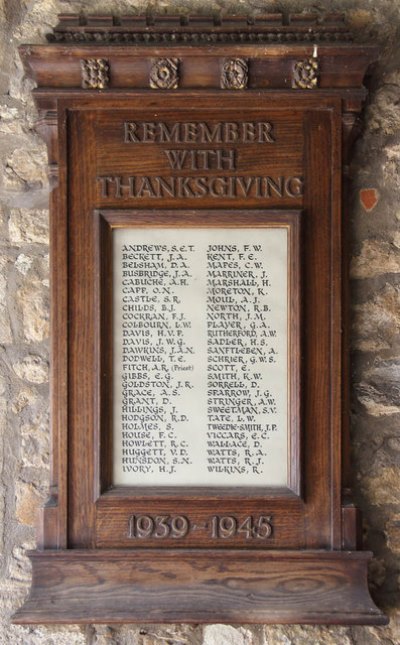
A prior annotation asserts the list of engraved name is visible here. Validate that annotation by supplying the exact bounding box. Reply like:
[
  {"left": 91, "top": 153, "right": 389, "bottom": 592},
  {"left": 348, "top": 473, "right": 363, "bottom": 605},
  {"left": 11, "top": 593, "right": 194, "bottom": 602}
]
[{"left": 113, "top": 228, "right": 288, "bottom": 486}]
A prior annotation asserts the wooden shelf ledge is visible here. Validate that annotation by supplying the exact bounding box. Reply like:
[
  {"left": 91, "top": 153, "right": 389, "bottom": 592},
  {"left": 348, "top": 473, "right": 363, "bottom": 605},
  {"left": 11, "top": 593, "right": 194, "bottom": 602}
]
[{"left": 13, "top": 549, "right": 387, "bottom": 625}]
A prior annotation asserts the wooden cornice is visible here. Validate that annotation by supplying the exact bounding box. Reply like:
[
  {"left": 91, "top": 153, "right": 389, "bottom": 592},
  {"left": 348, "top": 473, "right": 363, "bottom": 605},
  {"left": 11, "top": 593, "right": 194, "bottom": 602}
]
[
  {"left": 19, "top": 14, "right": 378, "bottom": 95},
  {"left": 47, "top": 13, "right": 354, "bottom": 44}
]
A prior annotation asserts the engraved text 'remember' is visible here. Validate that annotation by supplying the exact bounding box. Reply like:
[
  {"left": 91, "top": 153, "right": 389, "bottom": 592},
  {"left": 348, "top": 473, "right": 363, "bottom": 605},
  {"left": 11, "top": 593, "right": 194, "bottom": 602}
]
[{"left": 124, "top": 121, "right": 275, "bottom": 144}]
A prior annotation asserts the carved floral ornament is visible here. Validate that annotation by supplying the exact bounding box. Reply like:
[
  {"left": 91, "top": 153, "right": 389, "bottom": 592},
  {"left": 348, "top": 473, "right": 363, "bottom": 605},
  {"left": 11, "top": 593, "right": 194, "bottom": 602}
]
[
  {"left": 221, "top": 58, "right": 249, "bottom": 90},
  {"left": 78, "top": 53, "right": 320, "bottom": 91},
  {"left": 292, "top": 52, "right": 319, "bottom": 89},
  {"left": 150, "top": 58, "right": 180, "bottom": 90},
  {"left": 80, "top": 58, "right": 110, "bottom": 89}
]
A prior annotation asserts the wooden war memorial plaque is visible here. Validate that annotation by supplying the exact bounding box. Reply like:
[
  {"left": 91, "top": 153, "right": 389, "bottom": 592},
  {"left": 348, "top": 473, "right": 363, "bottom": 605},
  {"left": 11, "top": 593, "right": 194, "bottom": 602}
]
[{"left": 13, "top": 13, "right": 387, "bottom": 625}]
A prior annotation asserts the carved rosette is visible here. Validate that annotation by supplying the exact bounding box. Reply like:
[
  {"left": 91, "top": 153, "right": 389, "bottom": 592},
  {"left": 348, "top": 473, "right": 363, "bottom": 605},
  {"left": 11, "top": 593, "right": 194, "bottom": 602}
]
[
  {"left": 80, "top": 58, "right": 110, "bottom": 89},
  {"left": 292, "top": 57, "right": 319, "bottom": 89},
  {"left": 221, "top": 58, "right": 248, "bottom": 90},
  {"left": 150, "top": 58, "right": 179, "bottom": 90}
]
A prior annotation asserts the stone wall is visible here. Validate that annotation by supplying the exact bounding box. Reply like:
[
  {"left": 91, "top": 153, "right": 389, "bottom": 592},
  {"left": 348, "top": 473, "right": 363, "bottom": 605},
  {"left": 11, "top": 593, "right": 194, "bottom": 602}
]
[{"left": 0, "top": 1, "right": 399, "bottom": 643}]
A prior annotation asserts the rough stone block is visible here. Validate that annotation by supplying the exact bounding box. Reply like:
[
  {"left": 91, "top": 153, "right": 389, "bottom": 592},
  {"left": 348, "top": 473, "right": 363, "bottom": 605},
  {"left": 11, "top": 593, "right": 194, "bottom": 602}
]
[
  {"left": 202, "top": 624, "right": 253, "bottom": 645},
  {"left": 15, "top": 481, "right": 42, "bottom": 527},
  {"left": 17, "top": 281, "right": 49, "bottom": 342},
  {"left": 8, "top": 208, "right": 48, "bottom": 245},
  {"left": 351, "top": 238, "right": 400, "bottom": 279},
  {"left": 13, "top": 355, "right": 48, "bottom": 384}
]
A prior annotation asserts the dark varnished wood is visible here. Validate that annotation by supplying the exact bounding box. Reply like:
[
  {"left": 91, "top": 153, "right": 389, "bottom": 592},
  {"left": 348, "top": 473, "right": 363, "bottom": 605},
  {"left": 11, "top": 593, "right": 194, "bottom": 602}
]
[
  {"left": 66, "top": 104, "right": 308, "bottom": 552},
  {"left": 13, "top": 550, "right": 386, "bottom": 625},
  {"left": 13, "top": 14, "right": 386, "bottom": 625},
  {"left": 93, "top": 210, "right": 302, "bottom": 549}
]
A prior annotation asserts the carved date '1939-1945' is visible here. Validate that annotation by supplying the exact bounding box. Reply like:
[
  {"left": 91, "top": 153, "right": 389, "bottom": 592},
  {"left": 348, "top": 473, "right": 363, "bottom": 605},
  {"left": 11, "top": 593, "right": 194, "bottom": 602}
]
[{"left": 128, "top": 514, "right": 273, "bottom": 540}]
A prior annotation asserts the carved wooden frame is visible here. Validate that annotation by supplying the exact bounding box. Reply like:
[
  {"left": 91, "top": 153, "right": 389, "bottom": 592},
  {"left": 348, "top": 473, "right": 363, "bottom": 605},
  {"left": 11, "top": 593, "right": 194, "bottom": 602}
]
[
  {"left": 13, "top": 13, "right": 387, "bottom": 625},
  {"left": 95, "top": 209, "right": 301, "bottom": 548}
]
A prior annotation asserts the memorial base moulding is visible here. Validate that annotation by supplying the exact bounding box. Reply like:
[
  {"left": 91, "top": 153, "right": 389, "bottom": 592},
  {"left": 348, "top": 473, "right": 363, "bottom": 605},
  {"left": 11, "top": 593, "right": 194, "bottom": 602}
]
[{"left": 14, "top": 550, "right": 385, "bottom": 625}]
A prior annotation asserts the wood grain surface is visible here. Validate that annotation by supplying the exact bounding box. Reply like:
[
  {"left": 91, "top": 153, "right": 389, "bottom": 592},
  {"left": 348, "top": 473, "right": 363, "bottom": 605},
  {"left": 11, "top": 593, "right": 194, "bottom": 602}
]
[
  {"left": 13, "top": 549, "right": 387, "bottom": 625},
  {"left": 13, "top": 18, "right": 385, "bottom": 625}
]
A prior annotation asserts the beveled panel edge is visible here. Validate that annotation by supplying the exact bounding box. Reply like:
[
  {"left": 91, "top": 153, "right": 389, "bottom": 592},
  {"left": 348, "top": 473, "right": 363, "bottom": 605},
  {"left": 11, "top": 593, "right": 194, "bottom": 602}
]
[{"left": 94, "top": 208, "right": 302, "bottom": 500}]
